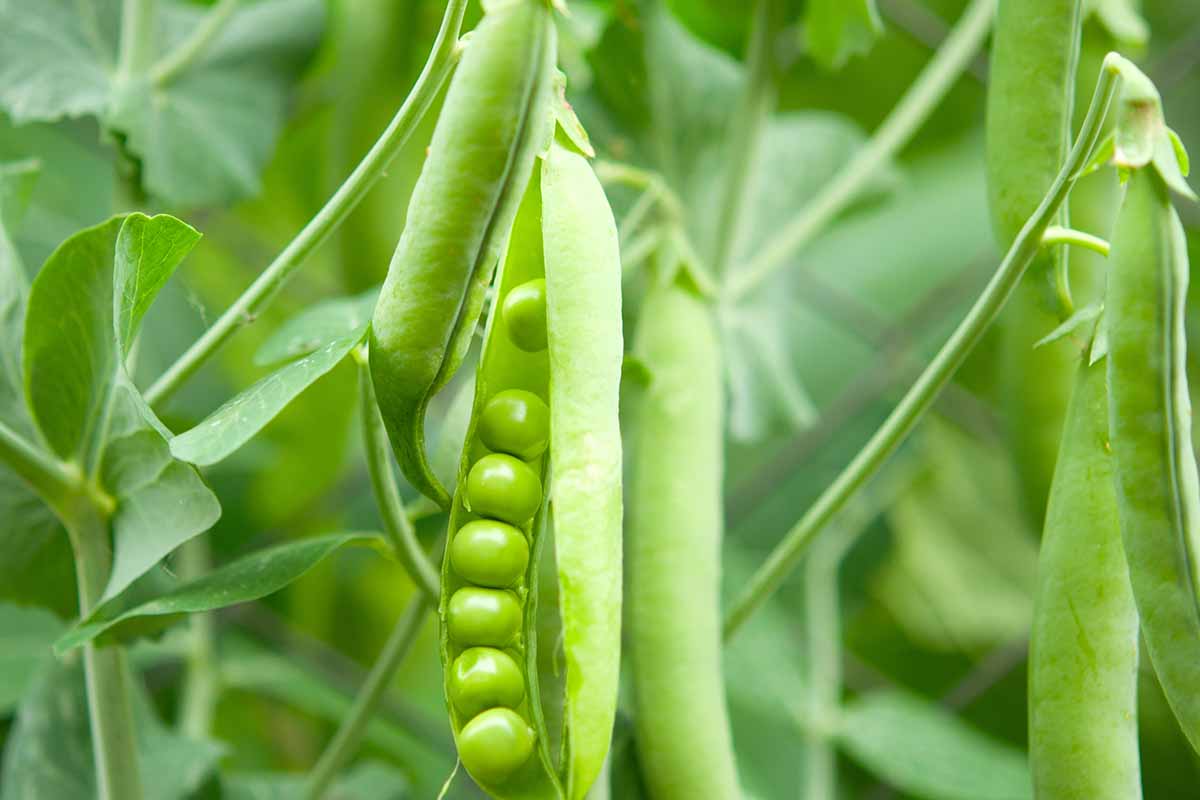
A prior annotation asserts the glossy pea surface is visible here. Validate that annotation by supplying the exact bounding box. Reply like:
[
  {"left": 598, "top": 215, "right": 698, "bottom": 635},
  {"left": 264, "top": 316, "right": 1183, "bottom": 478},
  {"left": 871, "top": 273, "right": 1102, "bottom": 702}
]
[
  {"left": 466, "top": 453, "right": 543, "bottom": 524},
  {"left": 451, "top": 519, "right": 530, "bottom": 588},
  {"left": 502, "top": 278, "right": 548, "bottom": 352},
  {"left": 458, "top": 707, "right": 536, "bottom": 784},
  {"left": 478, "top": 389, "right": 550, "bottom": 461},
  {"left": 447, "top": 587, "right": 522, "bottom": 647},
  {"left": 449, "top": 647, "right": 526, "bottom": 718}
]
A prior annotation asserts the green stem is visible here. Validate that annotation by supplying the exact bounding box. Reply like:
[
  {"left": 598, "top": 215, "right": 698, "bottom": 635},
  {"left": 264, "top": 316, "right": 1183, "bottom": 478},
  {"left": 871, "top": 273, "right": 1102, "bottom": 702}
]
[
  {"left": 356, "top": 354, "right": 441, "bottom": 599},
  {"left": 176, "top": 537, "right": 218, "bottom": 738},
  {"left": 711, "top": 0, "right": 777, "bottom": 276},
  {"left": 0, "top": 420, "right": 80, "bottom": 515},
  {"left": 1041, "top": 225, "right": 1111, "bottom": 256},
  {"left": 303, "top": 594, "right": 431, "bottom": 800},
  {"left": 150, "top": 0, "right": 239, "bottom": 86},
  {"left": 117, "top": 0, "right": 157, "bottom": 82},
  {"left": 144, "top": 0, "right": 470, "bottom": 408},
  {"left": 726, "top": 0, "right": 996, "bottom": 300},
  {"left": 802, "top": 527, "right": 843, "bottom": 800},
  {"left": 70, "top": 510, "right": 144, "bottom": 800},
  {"left": 722, "top": 54, "right": 1123, "bottom": 640}
]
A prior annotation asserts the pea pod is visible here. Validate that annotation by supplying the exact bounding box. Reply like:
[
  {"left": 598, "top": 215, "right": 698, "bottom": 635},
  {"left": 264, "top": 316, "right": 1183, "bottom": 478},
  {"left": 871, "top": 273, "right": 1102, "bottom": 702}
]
[
  {"left": 985, "top": 0, "right": 1083, "bottom": 523},
  {"left": 370, "top": 0, "right": 556, "bottom": 509},
  {"left": 1106, "top": 166, "right": 1200, "bottom": 755},
  {"left": 1029, "top": 355, "right": 1141, "bottom": 799},
  {"left": 628, "top": 277, "right": 741, "bottom": 800},
  {"left": 439, "top": 135, "right": 623, "bottom": 799}
]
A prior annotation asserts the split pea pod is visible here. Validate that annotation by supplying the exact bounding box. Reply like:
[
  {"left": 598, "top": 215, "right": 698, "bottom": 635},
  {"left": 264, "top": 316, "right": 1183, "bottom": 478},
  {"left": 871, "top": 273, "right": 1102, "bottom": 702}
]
[
  {"left": 370, "top": 0, "right": 556, "bottom": 509},
  {"left": 985, "top": 0, "right": 1083, "bottom": 523},
  {"left": 1029, "top": 355, "right": 1141, "bottom": 799},
  {"left": 439, "top": 134, "right": 623, "bottom": 799},
  {"left": 628, "top": 278, "right": 741, "bottom": 800},
  {"left": 1106, "top": 166, "right": 1200, "bottom": 756}
]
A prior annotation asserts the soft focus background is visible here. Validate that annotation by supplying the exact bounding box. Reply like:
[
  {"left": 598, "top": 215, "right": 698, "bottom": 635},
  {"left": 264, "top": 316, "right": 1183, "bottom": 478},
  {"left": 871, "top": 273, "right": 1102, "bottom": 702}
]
[{"left": 2, "top": 0, "right": 1199, "bottom": 797}]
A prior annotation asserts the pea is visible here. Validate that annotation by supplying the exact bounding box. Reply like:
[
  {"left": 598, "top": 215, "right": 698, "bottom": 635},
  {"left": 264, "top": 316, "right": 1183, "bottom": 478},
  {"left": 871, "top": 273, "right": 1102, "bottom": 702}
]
[
  {"left": 446, "top": 587, "right": 522, "bottom": 647},
  {"left": 458, "top": 708, "right": 535, "bottom": 784},
  {"left": 502, "top": 278, "right": 548, "bottom": 352},
  {"left": 478, "top": 389, "right": 550, "bottom": 461},
  {"left": 450, "top": 520, "right": 529, "bottom": 588},
  {"left": 449, "top": 647, "right": 526, "bottom": 718},
  {"left": 465, "top": 453, "right": 543, "bottom": 525}
]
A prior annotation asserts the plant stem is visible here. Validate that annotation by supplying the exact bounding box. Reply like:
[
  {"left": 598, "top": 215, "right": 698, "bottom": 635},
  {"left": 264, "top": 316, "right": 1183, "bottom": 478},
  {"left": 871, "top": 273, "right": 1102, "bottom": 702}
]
[
  {"left": 711, "top": 0, "right": 777, "bottom": 277},
  {"left": 176, "top": 537, "right": 218, "bottom": 738},
  {"left": 802, "top": 526, "right": 844, "bottom": 800},
  {"left": 1041, "top": 225, "right": 1111, "bottom": 256},
  {"left": 151, "top": 0, "right": 240, "bottom": 86},
  {"left": 303, "top": 593, "right": 431, "bottom": 800},
  {"left": 356, "top": 354, "right": 441, "bottom": 599},
  {"left": 70, "top": 509, "right": 144, "bottom": 800},
  {"left": 0, "top": 420, "right": 80, "bottom": 515},
  {"left": 726, "top": 0, "right": 996, "bottom": 300},
  {"left": 722, "top": 54, "right": 1123, "bottom": 640},
  {"left": 145, "top": 0, "right": 470, "bottom": 408},
  {"left": 117, "top": 0, "right": 157, "bottom": 83}
]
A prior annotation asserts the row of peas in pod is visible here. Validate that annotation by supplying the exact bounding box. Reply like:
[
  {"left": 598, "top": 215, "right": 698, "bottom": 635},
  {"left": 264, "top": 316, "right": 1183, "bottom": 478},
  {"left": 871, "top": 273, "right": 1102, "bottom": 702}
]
[{"left": 367, "top": 2, "right": 623, "bottom": 795}]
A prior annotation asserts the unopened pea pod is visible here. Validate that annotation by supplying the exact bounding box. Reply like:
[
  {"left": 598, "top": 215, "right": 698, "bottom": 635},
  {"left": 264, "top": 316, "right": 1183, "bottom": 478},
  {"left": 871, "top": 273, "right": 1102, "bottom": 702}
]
[
  {"left": 986, "top": 0, "right": 1084, "bottom": 525},
  {"left": 628, "top": 278, "right": 741, "bottom": 800},
  {"left": 1029, "top": 355, "right": 1141, "bottom": 799},
  {"left": 1106, "top": 166, "right": 1200, "bottom": 756},
  {"left": 439, "top": 130, "right": 623, "bottom": 800},
  {"left": 370, "top": 0, "right": 556, "bottom": 509}
]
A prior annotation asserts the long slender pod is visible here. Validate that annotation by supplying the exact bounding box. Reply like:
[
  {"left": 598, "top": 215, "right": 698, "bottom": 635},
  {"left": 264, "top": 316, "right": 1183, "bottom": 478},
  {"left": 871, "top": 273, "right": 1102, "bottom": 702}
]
[
  {"left": 985, "top": 0, "right": 1083, "bottom": 524},
  {"left": 629, "top": 278, "right": 741, "bottom": 799},
  {"left": 1029, "top": 355, "right": 1141, "bottom": 799},
  {"left": 370, "top": 0, "right": 555, "bottom": 508},
  {"left": 1107, "top": 167, "right": 1200, "bottom": 755},
  {"left": 541, "top": 136, "right": 624, "bottom": 800}
]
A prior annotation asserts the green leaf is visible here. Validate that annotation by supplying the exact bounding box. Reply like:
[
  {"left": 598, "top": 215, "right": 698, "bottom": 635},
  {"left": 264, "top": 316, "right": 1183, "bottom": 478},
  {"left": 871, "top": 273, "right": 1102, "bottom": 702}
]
[
  {"left": 0, "top": 604, "right": 64, "bottom": 714},
  {"left": 0, "top": 658, "right": 223, "bottom": 800},
  {"left": 805, "top": 0, "right": 884, "bottom": 71},
  {"left": 171, "top": 332, "right": 363, "bottom": 466},
  {"left": 1033, "top": 303, "right": 1101, "bottom": 349},
  {"left": 23, "top": 214, "right": 220, "bottom": 600},
  {"left": 254, "top": 288, "right": 377, "bottom": 366},
  {"left": 837, "top": 689, "right": 1032, "bottom": 800},
  {"left": 0, "top": 0, "right": 325, "bottom": 208},
  {"left": 58, "top": 533, "right": 381, "bottom": 651},
  {"left": 223, "top": 762, "right": 410, "bottom": 800},
  {"left": 1085, "top": 0, "right": 1149, "bottom": 49}
]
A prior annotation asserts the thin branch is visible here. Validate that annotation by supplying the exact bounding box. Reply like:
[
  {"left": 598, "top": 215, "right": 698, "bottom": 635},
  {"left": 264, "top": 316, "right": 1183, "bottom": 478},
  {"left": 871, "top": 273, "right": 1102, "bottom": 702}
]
[
  {"left": 117, "top": 0, "right": 157, "bottom": 83},
  {"left": 145, "top": 0, "right": 470, "bottom": 408},
  {"left": 151, "top": 0, "right": 240, "bottom": 86}
]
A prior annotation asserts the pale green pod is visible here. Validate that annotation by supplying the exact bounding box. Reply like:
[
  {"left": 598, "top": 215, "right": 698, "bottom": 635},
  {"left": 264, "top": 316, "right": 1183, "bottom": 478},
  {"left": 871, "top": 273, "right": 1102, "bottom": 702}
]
[
  {"left": 370, "top": 0, "right": 555, "bottom": 508},
  {"left": 1029, "top": 356, "right": 1141, "bottom": 799},
  {"left": 1107, "top": 167, "right": 1200, "bottom": 756},
  {"left": 541, "top": 135, "right": 624, "bottom": 800},
  {"left": 629, "top": 279, "right": 741, "bottom": 800}
]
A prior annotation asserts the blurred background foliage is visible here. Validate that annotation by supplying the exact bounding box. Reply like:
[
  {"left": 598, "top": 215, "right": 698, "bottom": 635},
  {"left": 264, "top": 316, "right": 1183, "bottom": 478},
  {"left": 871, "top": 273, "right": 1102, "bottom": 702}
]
[{"left": 2, "top": 0, "right": 1200, "bottom": 797}]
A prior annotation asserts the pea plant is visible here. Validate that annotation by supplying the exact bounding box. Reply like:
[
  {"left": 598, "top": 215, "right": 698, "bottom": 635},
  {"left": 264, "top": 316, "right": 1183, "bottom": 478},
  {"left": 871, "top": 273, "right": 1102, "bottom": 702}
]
[{"left": 1, "top": 0, "right": 1199, "bottom": 799}]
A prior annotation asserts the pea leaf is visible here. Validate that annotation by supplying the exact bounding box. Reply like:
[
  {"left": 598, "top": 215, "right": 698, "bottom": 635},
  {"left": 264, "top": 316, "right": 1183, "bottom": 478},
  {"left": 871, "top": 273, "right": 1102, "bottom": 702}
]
[
  {"left": 222, "top": 762, "right": 410, "bottom": 800},
  {"left": 56, "top": 533, "right": 382, "bottom": 652},
  {"left": 0, "top": 658, "right": 223, "bottom": 800},
  {"left": 837, "top": 689, "right": 1032, "bottom": 800},
  {"left": 0, "top": 604, "right": 64, "bottom": 715},
  {"left": 805, "top": 0, "right": 884, "bottom": 71},
  {"left": 171, "top": 332, "right": 363, "bottom": 466},
  {"left": 23, "top": 214, "right": 221, "bottom": 600},
  {"left": 0, "top": 0, "right": 324, "bottom": 208},
  {"left": 1085, "top": 0, "right": 1149, "bottom": 49},
  {"left": 1033, "top": 303, "right": 1101, "bottom": 349},
  {"left": 255, "top": 287, "right": 378, "bottom": 366}
]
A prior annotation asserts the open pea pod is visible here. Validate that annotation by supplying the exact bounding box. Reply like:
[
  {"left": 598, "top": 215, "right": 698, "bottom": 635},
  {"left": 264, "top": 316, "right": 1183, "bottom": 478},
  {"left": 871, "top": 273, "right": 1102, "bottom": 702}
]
[
  {"left": 370, "top": 0, "right": 557, "bottom": 509},
  {"left": 439, "top": 133, "right": 623, "bottom": 799}
]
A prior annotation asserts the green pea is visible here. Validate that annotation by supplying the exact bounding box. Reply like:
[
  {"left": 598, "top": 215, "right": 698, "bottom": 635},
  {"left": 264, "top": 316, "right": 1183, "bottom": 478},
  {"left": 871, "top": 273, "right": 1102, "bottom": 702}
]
[
  {"left": 446, "top": 587, "right": 522, "bottom": 647},
  {"left": 449, "top": 647, "right": 526, "bottom": 718},
  {"left": 478, "top": 389, "right": 550, "bottom": 461},
  {"left": 502, "top": 279, "right": 548, "bottom": 352},
  {"left": 458, "top": 707, "right": 536, "bottom": 784},
  {"left": 465, "top": 453, "right": 543, "bottom": 525},
  {"left": 450, "top": 519, "right": 530, "bottom": 588}
]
